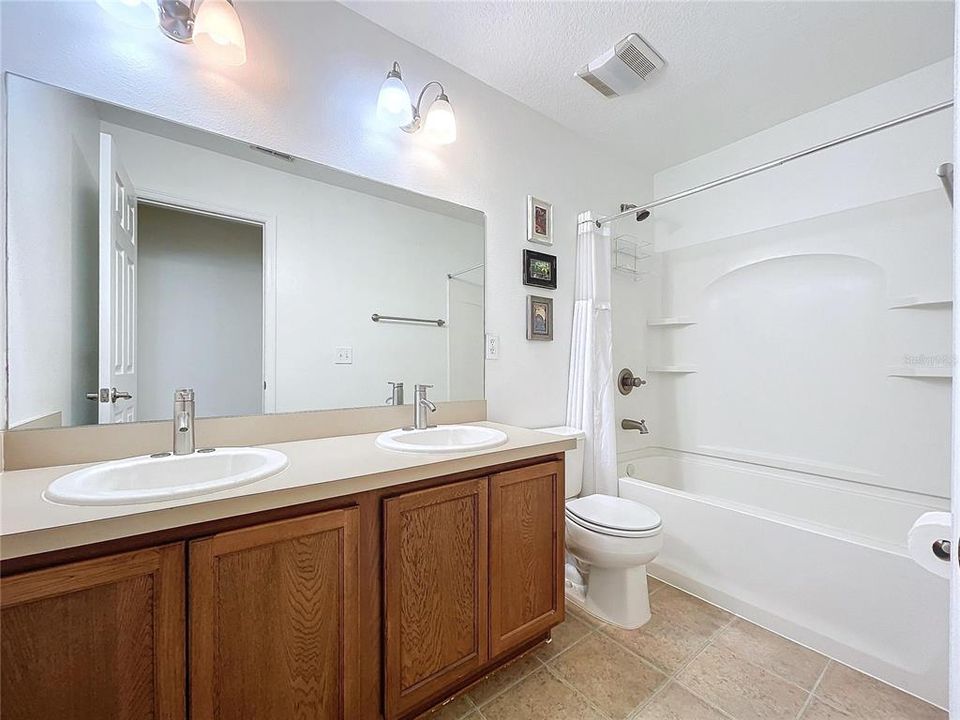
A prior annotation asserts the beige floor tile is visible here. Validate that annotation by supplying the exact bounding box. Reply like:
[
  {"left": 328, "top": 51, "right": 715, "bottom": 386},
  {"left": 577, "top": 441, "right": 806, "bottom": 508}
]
[
  {"left": 480, "top": 668, "right": 605, "bottom": 720},
  {"left": 648, "top": 576, "right": 668, "bottom": 595},
  {"left": 566, "top": 601, "right": 605, "bottom": 628},
  {"left": 534, "top": 614, "right": 594, "bottom": 661},
  {"left": 601, "top": 613, "right": 713, "bottom": 673},
  {"left": 633, "top": 682, "right": 731, "bottom": 720},
  {"left": 416, "top": 693, "right": 475, "bottom": 720},
  {"left": 713, "top": 618, "right": 828, "bottom": 689},
  {"left": 814, "top": 662, "right": 946, "bottom": 720},
  {"left": 677, "top": 644, "right": 808, "bottom": 720},
  {"left": 650, "top": 586, "right": 732, "bottom": 636},
  {"left": 549, "top": 633, "right": 667, "bottom": 719},
  {"left": 799, "top": 698, "right": 850, "bottom": 719},
  {"left": 467, "top": 653, "right": 542, "bottom": 707}
]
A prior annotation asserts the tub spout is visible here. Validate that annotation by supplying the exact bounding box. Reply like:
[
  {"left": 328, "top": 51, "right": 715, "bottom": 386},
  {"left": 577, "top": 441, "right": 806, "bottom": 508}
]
[{"left": 622, "top": 418, "right": 649, "bottom": 434}]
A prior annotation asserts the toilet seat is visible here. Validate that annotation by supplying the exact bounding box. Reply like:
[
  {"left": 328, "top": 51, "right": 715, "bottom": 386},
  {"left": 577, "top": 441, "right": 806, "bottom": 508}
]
[{"left": 565, "top": 494, "right": 662, "bottom": 538}]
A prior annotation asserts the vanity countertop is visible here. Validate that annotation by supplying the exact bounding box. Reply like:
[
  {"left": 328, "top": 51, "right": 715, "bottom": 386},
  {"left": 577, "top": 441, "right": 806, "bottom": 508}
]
[{"left": 0, "top": 422, "right": 573, "bottom": 561}]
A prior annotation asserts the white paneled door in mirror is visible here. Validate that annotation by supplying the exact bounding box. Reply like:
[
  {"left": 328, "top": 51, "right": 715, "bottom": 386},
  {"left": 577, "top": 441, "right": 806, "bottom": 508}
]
[{"left": 5, "top": 75, "right": 485, "bottom": 430}]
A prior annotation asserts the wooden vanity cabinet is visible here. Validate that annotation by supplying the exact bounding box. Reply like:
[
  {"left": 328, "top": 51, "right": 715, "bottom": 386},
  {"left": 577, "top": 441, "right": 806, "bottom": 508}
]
[
  {"left": 383, "top": 460, "right": 564, "bottom": 719},
  {"left": 489, "top": 461, "right": 564, "bottom": 658},
  {"left": 0, "top": 455, "right": 564, "bottom": 720},
  {"left": 0, "top": 543, "right": 186, "bottom": 720},
  {"left": 189, "top": 508, "right": 360, "bottom": 720},
  {"left": 383, "top": 478, "right": 489, "bottom": 719}
]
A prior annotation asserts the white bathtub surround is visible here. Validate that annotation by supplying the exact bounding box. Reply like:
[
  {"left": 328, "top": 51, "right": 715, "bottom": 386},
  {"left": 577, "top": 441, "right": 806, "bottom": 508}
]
[
  {"left": 566, "top": 212, "right": 617, "bottom": 497},
  {"left": 618, "top": 448, "right": 950, "bottom": 708}
]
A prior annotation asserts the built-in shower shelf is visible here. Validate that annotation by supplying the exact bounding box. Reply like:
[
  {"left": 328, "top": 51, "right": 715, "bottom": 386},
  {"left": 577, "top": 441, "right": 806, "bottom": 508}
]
[
  {"left": 887, "top": 366, "right": 953, "bottom": 379},
  {"left": 647, "top": 365, "right": 699, "bottom": 374},
  {"left": 647, "top": 317, "right": 697, "bottom": 327},
  {"left": 888, "top": 297, "right": 952, "bottom": 310}
]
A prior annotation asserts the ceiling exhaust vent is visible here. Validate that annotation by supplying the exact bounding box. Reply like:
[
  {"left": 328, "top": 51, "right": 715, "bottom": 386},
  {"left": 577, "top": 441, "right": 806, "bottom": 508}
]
[{"left": 576, "top": 33, "right": 664, "bottom": 98}]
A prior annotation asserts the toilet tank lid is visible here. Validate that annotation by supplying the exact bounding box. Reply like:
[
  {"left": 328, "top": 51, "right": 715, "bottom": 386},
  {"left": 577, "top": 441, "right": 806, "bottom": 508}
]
[{"left": 536, "top": 425, "right": 586, "bottom": 440}]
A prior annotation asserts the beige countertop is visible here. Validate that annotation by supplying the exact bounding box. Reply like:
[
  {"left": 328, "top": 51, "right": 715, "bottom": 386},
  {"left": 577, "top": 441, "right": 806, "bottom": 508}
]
[{"left": 0, "top": 423, "right": 573, "bottom": 561}]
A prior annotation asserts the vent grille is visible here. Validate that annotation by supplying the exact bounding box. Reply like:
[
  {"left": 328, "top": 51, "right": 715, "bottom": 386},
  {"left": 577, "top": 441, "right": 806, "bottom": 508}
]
[
  {"left": 250, "top": 145, "right": 295, "bottom": 162},
  {"left": 617, "top": 42, "right": 657, "bottom": 78},
  {"left": 577, "top": 69, "right": 618, "bottom": 98}
]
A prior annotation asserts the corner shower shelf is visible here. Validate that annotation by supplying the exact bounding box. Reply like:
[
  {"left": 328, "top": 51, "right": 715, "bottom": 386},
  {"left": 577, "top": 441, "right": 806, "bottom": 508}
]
[
  {"left": 888, "top": 297, "right": 952, "bottom": 310},
  {"left": 647, "top": 365, "right": 699, "bottom": 374},
  {"left": 887, "top": 366, "right": 953, "bottom": 379},
  {"left": 646, "top": 317, "right": 697, "bottom": 327}
]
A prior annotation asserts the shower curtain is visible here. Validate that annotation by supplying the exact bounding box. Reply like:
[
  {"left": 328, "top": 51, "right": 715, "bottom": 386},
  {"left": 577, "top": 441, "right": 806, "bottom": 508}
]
[{"left": 566, "top": 211, "right": 618, "bottom": 497}]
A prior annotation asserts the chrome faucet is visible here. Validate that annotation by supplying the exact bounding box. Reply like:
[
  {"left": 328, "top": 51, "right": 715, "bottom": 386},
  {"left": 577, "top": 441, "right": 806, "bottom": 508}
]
[
  {"left": 410, "top": 384, "right": 437, "bottom": 430},
  {"left": 621, "top": 418, "right": 649, "bottom": 434},
  {"left": 386, "top": 381, "right": 404, "bottom": 406},
  {"left": 173, "top": 388, "right": 196, "bottom": 455}
]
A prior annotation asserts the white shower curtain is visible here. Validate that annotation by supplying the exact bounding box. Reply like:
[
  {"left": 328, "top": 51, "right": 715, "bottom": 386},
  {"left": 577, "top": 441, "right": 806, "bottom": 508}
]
[{"left": 566, "top": 211, "right": 618, "bottom": 497}]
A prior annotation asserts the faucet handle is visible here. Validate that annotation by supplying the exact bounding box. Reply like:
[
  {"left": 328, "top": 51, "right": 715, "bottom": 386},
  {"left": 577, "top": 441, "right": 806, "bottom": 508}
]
[
  {"left": 175, "top": 388, "right": 195, "bottom": 402},
  {"left": 415, "top": 384, "right": 434, "bottom": 391}
]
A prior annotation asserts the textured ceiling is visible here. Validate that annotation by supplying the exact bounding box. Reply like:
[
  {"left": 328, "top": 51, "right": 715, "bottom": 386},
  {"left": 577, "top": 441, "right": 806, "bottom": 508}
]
[{"left": 344, "top": 0, "right": 955, "bottom": 171}]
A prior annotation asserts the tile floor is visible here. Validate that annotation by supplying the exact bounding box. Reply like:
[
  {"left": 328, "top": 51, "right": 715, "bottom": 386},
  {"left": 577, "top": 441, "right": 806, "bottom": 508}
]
[{"left": 419, "top": 577, "right": 946, "bottom": 720}]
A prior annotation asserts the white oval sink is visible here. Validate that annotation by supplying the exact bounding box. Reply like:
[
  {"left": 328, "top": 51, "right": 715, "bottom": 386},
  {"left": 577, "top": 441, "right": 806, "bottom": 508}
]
[
  {"left": 44, "top": 447, "right": 289, "bottom": 506},
  {"left": 376, "top": 425, "right": 508, "bottom": 454}
]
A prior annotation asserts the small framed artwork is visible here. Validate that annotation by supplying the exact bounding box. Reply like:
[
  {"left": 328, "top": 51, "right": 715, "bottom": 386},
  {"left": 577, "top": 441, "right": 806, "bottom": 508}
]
[
  {"left": 527, "top": 195, "right": 553, "bottom": 246},
  {"left": 526, "top": 295, "right": 554, "bottom": 341},
  {"left": 523, "top": 249, "right": 557, "bottom": 290}
]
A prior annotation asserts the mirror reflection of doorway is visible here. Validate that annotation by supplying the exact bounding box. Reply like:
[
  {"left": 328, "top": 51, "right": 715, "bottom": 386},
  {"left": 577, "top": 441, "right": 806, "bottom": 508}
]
[{"left": 136, "top": 203, "right": 265, "bottom": 421}]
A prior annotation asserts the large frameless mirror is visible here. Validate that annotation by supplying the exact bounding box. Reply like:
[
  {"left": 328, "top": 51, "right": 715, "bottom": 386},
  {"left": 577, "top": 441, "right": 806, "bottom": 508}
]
[{"left": 5, "top": 74, "right": 485, "bottom": 430}]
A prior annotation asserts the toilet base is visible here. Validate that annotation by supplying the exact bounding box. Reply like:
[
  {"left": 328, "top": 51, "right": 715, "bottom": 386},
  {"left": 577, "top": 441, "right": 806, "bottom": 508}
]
[{"left": 564, "top": 562, "right": 652, "bottom": 630}]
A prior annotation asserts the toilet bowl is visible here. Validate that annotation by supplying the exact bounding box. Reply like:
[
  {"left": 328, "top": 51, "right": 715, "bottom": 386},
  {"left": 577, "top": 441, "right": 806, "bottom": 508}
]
[{"left": 538, "top": 426, "right": 663, "bottom": 629}]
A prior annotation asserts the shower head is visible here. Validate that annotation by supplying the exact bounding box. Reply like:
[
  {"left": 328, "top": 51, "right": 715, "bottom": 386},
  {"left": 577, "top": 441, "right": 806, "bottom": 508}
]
[{"left": 620, "top": 203, "right": 651, "bottom": 222}]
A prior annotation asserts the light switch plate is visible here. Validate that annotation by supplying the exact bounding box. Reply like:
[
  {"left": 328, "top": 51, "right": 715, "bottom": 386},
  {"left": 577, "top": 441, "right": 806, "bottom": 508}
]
[
  {"left": 335, "top": 347, "right": 353, "bottom": 364},
  {"left": 485, "top": 334, "right": 500, "bottom": 360}
]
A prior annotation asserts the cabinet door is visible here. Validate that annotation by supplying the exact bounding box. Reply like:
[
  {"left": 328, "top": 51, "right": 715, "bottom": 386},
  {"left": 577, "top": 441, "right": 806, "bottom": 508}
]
[
  {"left": 489, "top": 461, "right": 565, "bottom": 657},
  {"left": 190, "top": 508, "right": 360, "bottom": 720},
  {"left": 1, "top": 543, "right": 185, "bottom": 720},
  {"left": 383, "top": 478, "right": 488, "bottom": 719}
]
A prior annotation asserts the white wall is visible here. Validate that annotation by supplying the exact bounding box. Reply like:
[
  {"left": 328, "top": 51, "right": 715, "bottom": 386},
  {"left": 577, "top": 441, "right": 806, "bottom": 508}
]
[
  {"left": 0, "top": 0, "right": 645, "bottom": 428},
  {"left": 613, "top": 60, "right": 953, "bottom": 502},
  {"left": 137, "top": 204, "right": 263, "bottom": 421},
  {"left": 104, "top": 121, "right": 483, "bottom": 412},
  {"left": 6, "top": 75, "right": 100, "bottom": 428}
]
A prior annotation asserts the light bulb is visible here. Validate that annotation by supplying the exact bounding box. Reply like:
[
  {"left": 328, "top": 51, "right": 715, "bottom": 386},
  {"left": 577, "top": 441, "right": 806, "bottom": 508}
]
[
  {"left": 377, "top": 66, "right": 413, "bottom": 127},
  {"left": 97, "top": 0, "right": 159, "bottom": 29},
  {"left": 194, "top": 0, "right": 247, "bottom": 66},
  {"left": 423, "top": 94, "right": 457, "bottom": 145}
]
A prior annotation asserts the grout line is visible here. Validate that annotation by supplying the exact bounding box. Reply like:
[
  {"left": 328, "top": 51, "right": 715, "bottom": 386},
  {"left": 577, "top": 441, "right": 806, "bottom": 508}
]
[
  {"left": 468, "top": 654, "right": 546, "bottom": 710},
  {"left": 542, "top": 661, "right": 617, "bottom": 720},
  {"left": 794, "top": 661, "right": 831, "bottom": 720}
]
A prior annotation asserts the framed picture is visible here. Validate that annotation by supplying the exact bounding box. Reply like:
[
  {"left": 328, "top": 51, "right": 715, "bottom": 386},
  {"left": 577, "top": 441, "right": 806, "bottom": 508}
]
[
  {"left": 523, "top": 249, "right": 557, "bottom": 289},
  {"left": 526, "top": 295, "right": 554, "bottom": 341},
  {"left": 527, "top": 195, "right": 553, "bottom": 246}
]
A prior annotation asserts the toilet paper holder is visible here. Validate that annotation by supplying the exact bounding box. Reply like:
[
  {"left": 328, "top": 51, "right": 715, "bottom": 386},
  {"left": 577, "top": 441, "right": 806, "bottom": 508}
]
[{"left": 931, "top": 538, "right": 952, "bottom": 562}]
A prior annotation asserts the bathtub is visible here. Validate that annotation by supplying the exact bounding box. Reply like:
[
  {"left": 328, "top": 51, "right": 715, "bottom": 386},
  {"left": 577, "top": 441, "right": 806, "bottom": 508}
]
[{"left": 618, "top": 449, "right": 950, "bottom": 708}]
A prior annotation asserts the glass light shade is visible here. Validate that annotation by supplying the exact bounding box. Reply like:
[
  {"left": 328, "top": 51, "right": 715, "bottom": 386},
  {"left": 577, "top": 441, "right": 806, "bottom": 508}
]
[
  {"left": 377, "top": 75, "right": 413, "bottom": 126},
  {"left": 423, "top": 96, "right": 457, "bottom": 145},
  {"left": 97, "top": 0, "right": 159, "bottom": 29},
  {"left": 193, "top": 0, "right": 247, "bottom": 66}
]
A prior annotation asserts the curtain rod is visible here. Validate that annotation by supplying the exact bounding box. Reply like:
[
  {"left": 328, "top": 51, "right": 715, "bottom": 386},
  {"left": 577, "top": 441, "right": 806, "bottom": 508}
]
[{"left": 595, "top": 99, "right": 954, "bottom": 228}]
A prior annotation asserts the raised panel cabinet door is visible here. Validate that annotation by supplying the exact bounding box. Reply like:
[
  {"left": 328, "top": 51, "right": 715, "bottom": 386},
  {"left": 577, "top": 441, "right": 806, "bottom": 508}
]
[
  {"left": 189, "top": 507, "right": 360, "bottom": 720},
  {"left": 0, "top": 543, "right": 186, "bottom": 720},
  {"left": 383, "top": 478, "right": 489, "bottom": 719},
  {"left": 489, "top": 461, "right": 565, "bottom": 657}
]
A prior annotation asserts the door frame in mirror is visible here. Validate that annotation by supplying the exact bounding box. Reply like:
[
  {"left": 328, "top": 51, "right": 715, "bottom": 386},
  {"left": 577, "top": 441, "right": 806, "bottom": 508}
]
[{"left": 128, "top": 187, "right": 279, "bottom": 415}]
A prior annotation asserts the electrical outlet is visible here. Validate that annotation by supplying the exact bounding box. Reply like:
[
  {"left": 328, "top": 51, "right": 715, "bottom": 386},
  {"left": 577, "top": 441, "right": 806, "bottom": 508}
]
[
  {"left": 485, "top": 334, "right": 500, "bottom": 360},
  {"left": 335, "top": 347, "right": 353, "bottom": 364}
]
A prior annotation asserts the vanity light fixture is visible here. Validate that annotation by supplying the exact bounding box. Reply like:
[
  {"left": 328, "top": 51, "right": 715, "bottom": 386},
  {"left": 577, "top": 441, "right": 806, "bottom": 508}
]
[
  {"left": 377, "top": 62, "right": 457, "bottom": 145},
  {"left": 97, "top": 0, "right": 247, "bottom": 66}
]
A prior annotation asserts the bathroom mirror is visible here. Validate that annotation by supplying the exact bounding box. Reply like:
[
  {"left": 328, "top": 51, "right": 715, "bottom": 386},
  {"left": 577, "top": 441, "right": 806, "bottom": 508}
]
[{"left": 4, "top": 74, "right": 485, "bottom": 430}]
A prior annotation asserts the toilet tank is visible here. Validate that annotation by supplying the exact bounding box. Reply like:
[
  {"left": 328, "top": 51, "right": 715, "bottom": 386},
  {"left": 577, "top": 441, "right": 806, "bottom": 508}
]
[{"left": 537, "top": 426, "right": 586, "bottom": 499}]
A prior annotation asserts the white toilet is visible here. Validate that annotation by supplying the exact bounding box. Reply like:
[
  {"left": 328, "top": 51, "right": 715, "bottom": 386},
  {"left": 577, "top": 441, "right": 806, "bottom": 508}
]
[{"left": 539, "top": 426, "right": 663, "bottom": 629}]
